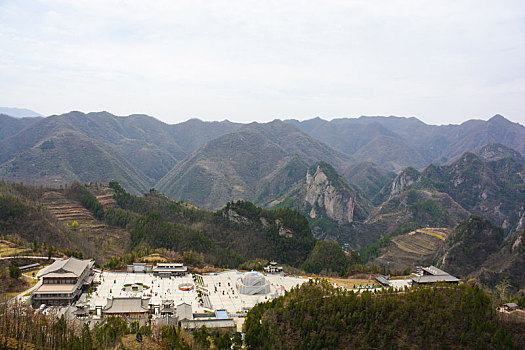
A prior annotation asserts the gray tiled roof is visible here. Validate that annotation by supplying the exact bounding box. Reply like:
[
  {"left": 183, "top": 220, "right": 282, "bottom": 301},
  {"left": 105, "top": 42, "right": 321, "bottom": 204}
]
[
  {"left": 375, "top": 276, "right": 391, "bottom": 286},
  {"left": 38, "top": 257, "right": 93, "bottom": 278},
  {"left": 411, "top": 275, "right": 460, "bottom": 284},
  {"left": 103, "top": 297, "right": 150, "bottom": 314},
  {"left": 422, "top": 266, "right": 449, "bottom": 276}
]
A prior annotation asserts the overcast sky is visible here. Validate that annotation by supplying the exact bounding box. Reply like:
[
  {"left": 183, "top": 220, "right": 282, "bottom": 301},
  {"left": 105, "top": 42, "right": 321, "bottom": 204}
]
[{"left": 1, "top": 0, "right": 524, "bottom": 125}]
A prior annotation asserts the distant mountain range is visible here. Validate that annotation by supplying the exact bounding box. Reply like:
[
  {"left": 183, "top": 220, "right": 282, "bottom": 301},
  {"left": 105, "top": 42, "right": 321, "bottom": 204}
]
[
  {"left": 1, "top": 110, "right": 525, "bottom": 247},
  {"left": 2, "top": 110, "right": 525, "bottom": 289},
  {"left": 287, "top": 114, "right": 525, "bottom": 171},
  {"left": 0, "top": 107, "right": 42, "bottom": 118},
  {"left": 0, "top": 111, "right": 240, "bottom": 193}
]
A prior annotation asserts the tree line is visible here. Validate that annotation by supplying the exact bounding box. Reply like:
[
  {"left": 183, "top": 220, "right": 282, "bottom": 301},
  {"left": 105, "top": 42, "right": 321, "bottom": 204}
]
[{"left": 244, "top": 280, "right": 517, "bottom": 349}]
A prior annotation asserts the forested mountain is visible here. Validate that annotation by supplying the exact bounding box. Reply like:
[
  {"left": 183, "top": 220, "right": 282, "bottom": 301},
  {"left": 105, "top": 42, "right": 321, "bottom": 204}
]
[
  {"left": 0, "top": 181, "right": 316, "bottom": 268},
  {"left": 362, "top": 144, "right": 525, "bottom": 277},
  {"left": 245, "top": 281, "right": 519, "bottom": 349},
  {"left": 156, "top": 120, "right": 351, "bottom": 209},
  {"left": 380, "top": 143, "right": 525, "bottom": 234},
  {"left": 0, "top": 131, "right": 153, "bottom": 194},
  {"left": 1, "top": 111, "right": 523, "bottom": 206},
  {"left": 366, "top": 214, "right": 525, "bottom": 291},
  {"left": 439, "top": 215, "right": 525, "bottom": 290},
  {"left": 2, "top": 111, "right": 525, "bottom": 285}
]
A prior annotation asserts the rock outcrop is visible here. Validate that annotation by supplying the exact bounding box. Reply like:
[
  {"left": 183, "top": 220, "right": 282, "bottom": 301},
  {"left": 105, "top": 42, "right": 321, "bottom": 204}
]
[
  {"left": 304, "top": 164, "right": 356, "bottom": 224},
  {"left": 390, "top": 167, "right": 420, "bottom": 197}
]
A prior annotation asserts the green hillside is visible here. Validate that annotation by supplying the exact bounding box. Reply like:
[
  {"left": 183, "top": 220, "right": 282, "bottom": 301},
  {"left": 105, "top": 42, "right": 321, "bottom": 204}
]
[
  {"left": 390, "top": 145, "right": 525, "bottom": 233},
  {"left": 0, "top": 180, "right": 318, "bottom": 269},
  {"left": 108, "top": 182, "right": 316, "bottom": 268},
  {"left": 245, "top": 281, "right": 517, "bottom": 349},
  {"left": 441, "top": 215, "right": 525, "bottom": 290}
]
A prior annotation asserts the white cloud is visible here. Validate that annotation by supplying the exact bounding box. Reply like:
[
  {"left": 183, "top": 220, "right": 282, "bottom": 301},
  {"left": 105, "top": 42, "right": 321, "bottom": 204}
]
[{"left": 0, "top": 0, "right": 524, "bottom": 124}]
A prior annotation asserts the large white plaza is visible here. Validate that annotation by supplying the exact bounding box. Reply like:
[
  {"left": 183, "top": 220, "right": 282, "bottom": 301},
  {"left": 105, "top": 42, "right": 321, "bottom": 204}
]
[{"left": 87, "top": 270, "right": 309, "bottom": 315}]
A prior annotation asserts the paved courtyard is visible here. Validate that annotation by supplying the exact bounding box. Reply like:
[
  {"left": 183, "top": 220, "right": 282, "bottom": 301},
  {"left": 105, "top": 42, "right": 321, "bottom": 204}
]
[{"left": 87, "top": 270, "right": 309, "bottom": 315}]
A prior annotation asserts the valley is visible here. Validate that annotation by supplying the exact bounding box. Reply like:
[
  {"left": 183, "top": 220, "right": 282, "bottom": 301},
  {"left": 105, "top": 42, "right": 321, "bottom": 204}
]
[
  {"left": 1, "top": 112, "right": 525, "bottom": 348},
  {"left": 3, "top": 0, "right": 525, "bottom": 347}
]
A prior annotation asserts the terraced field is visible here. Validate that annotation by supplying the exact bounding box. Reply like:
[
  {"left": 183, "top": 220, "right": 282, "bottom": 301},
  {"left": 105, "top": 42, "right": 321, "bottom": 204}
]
[
  {"left": 373, "top": 228, "right": 451, "bottom": 271},
  {"left": 40, "top": 189, "right": 129, "bottom": 262},
  {"left": 91, "top": 185, "right": 119, "bottom": 207}
]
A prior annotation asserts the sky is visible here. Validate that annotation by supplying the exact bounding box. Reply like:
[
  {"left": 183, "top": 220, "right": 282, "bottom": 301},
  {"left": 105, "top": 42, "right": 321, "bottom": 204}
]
[{"left": 0, "top": 0, "right": 524, "bottom": 125}]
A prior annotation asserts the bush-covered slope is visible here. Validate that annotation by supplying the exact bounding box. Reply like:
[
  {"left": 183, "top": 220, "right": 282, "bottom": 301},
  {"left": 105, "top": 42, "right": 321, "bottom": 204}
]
[
  {"left": 0, "top": 181, "right": 131, "bottom": 262},
  {"left": 380, "top": 145, "right": 525, "bottom": 235},
  {"left": 245, "top": 281, "right": 516, "bottom": 349},
  {"left": 439, "top": 215, "right": 525, "bottom": 290},
  {"left": 108, "top": 181, "right": 316, "bottom": 268},
  {"left": 0, "top": 114, "right": 41, "bottom": 140},
  {"left": 0, "top": 132, "right": 151, "bottom": 194},
  {"left": 344, "top": 189, "right": 470, "bottom": 250}
]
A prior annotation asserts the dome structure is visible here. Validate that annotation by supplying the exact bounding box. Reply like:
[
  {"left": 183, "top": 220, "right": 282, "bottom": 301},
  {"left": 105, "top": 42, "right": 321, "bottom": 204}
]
[{"left": 237, "top": 271, "right": 271, "bottom": 295}]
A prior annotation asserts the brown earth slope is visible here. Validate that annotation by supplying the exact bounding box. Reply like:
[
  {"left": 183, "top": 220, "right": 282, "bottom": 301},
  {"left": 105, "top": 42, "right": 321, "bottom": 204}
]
[
  {"left": 40, "top": 188, "right": 129, "bottom": 262},
  {"left": 373, "top": 228, "right": 451, "bottom": 271}
]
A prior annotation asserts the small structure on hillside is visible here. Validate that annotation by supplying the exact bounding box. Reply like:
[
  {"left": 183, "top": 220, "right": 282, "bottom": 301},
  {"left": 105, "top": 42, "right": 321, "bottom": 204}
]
[
  {"left": 153, "top": 262, "right": 187, "bottom": 277},
  {"left": 160, "top": 301, "right": 176, "bottom": 316},
  {"left": 72, "top": 306, "right": 90, "bottom": 320},
  {"left": 264, "top": 261, "right": 283, "bottom": 274},
  {"left": 410, "top": 266, "right": 459, "bottom": 285},
  {"left": 502, "top": 303, "right": 519, "bottom": 312},
  {"left": 375, "top": 275, "right": 392, "bottom": 287},
  {"left": 237, "top": 271, "right": 271, "bottom": 295},
  {"left": 20, "top": 263, "right": 40, "bottom": 271}
]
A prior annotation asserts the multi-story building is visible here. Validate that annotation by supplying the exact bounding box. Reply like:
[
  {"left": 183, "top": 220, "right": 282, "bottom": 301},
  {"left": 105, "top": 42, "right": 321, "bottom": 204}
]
[
  {"left": 32, "top": 257, "right": 94, "bottom": 306},
  {"left": 152, "top": 262, "right": 187, "bottom": 277}
]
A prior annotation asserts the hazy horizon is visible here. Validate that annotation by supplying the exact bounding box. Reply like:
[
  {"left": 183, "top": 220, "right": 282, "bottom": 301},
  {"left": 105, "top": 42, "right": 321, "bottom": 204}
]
[
  {"left": 1, "top": 1, "right": 524, "bottom": 125},
  {"left": 2, "top": 106, "right": 519, "bottom": 127}
]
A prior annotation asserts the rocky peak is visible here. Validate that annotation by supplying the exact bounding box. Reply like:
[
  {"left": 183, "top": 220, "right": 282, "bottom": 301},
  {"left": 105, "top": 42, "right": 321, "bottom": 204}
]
[
  {"left": 390, "top": 167, "right": 420, "bottom": 197},
  {"left": 304, "top": 163, "right": 355, "bottom": 224},
  {"left": 223, "top": 209, "right": 250, "bottom": 225},
  {"left": 477, "top": 143, "right": 523, "bottom": 162}
]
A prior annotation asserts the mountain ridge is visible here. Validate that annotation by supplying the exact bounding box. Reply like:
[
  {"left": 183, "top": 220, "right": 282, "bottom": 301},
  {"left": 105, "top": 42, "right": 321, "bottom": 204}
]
[
  {"left": 287, "top": 114, "right": 525, "bottom": 171},
  {"left": 156, "top": 120, "right": 352, "bottom": 210},
  {"left": 0, "top": 107, "right": 42, "bottom": 118}
]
